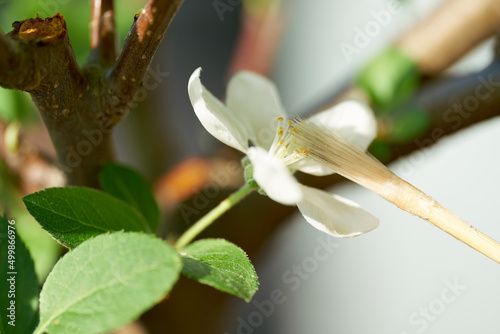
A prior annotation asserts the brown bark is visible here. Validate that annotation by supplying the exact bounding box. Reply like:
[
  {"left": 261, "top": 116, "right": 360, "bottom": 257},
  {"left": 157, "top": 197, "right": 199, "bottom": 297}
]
[
  {"left": 0, "top": 14, "right": 111, "bottom": 186},
  {"left": 0, "top": 0, "right": 184, "bottom": 186},
  {"left": 107, "top": 0, "right": 183, "bottom": 111}
]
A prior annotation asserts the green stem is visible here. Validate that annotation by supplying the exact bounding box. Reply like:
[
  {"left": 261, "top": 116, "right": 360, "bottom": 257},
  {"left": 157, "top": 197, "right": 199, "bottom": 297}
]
[{"left": 174, "top": 182, "right": 257, "bottom": 250}]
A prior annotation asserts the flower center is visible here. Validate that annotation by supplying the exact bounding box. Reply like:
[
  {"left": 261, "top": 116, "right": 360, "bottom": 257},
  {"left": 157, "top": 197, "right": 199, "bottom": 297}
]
[{"left": 268, "top": 117, "right": 309, "bottom": 166}]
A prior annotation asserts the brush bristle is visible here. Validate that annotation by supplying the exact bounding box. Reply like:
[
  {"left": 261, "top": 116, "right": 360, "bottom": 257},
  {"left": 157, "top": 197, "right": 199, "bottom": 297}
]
[{"left": 290, "top": 119, "right": 395, "bottom": 194}]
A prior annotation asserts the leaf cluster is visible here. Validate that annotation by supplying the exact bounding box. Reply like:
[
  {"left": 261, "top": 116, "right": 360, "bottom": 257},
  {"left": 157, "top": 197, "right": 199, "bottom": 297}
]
[{"left": 0, "top": 164, "right": 258, "bottom": 333}]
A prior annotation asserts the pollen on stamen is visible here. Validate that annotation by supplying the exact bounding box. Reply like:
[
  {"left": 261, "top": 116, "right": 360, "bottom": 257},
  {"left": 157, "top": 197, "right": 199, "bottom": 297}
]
[
  {"left": 278, "top": 127, "right": 284, "bottom": 136},
  {"left": 287, "top": 120, "right": 293, "bottom": 126},
  {"left": 277, "top": 117, "right": 284, "bottom": 121},
  {"left": 278, "top": 139, "right": 285, "bottom": 145}
]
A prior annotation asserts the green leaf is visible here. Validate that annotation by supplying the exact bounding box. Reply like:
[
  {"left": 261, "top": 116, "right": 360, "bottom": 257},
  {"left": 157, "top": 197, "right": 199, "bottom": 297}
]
[
  {"left": 22, "top": 187, "right": 150, "bottom": 249},
  {"left": 389, "top": 107, "right": 431, "bottom": 144},
  {"left": 0, "top": 215, "right": 39, "bottom": 334},
  {"left": 99, "top": 163, "right": 160, "bottom": 234},
  {"left": 13, "top": 209, "right": 60, "bottom": 283},
  {"left": 0, "top": 88, "right": 37, "bottom": 123},
  {"left": 0, "top": 88, "right": 17, "bottom": 122},
  {"left": 356, "top": 47, "right": 420, "bottom": 109},
  {"left": 181, "top": 239, "right": 258, "bottom": 302},
  {"left": 368, "top": 140, "right": 393, "bottom": 163},
  {"left": 34, "top": 232, "right": 182, "bottom": 334}
]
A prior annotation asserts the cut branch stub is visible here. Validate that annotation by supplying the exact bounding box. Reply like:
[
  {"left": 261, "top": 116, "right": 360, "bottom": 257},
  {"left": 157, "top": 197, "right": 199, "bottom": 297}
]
[
  {"left": 1, "top": 1, "right": 184, "bottom": 187},
  {"left": 12, "top": 14, "right": 66, "bottom": 42},
  {"left": 1, "top": 14, "right": 115, "bottom": 187}
]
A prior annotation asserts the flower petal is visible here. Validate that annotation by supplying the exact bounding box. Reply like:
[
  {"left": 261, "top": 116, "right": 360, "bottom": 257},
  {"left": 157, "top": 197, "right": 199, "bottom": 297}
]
[
  {"left": 291, "top": 158, "right": 336, "bottom": 177},
  {"left": 188, "top": 68, "right": 249, "bottom": 153},
  {"left": 247, "top": 146, "right": 302, "bottom": 205},
  {"left": 296, "top": 99, "right": 377, "bottom": 176},
  {"left": 309, "top": 99, "right": 377, "bottom": 150},
  {"left": 296, "top": 185, "right": 379, "bottom": 238},
  {"left": 226, "top": 71, "right": 287, "bottom": 150}
]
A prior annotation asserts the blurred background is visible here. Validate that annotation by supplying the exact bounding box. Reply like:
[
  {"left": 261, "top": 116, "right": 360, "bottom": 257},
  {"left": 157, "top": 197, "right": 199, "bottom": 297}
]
[{"left": 1, "top": 0, "right": 500, "bottom": 333}]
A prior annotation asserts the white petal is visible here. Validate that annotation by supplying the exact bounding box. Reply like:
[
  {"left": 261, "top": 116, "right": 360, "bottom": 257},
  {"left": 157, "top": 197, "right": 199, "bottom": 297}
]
[
  {"left": 309, "top": 99, "right": 377, "bottom": 150},
  {"left": 226, "top": 71, "right": 287, "bottom": 150},
  {"left": 247, "top": 146, "right": 302, "bottom": 205},
  {"left": 296, "top": 185, "right": 379, "bottom": 238},
  {"left": 188, "top": 68, "right": 249, "bottom": 153},
  {"left": 292, "top": 158, "right": 336, "bottom": 177}
]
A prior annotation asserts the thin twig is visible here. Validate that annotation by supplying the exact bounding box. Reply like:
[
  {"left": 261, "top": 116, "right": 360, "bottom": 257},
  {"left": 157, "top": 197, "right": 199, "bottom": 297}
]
[
  {"left": 107, "top": 0, "right": 183, "bottom": 109},
  {"left": 89, "top": 0, "right": 117, "bottom": 66}
]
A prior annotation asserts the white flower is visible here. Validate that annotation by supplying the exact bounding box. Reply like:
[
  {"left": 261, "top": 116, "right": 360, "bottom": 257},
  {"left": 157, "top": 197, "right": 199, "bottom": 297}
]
[{"left": 188, "top": 67, "right": 379, "bottom": 238}]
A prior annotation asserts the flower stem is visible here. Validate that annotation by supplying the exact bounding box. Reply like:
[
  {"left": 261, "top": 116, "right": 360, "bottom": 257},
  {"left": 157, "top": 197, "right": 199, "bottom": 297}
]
[{"left": 174, "top": 182, "right": 257, "bottom": 250}]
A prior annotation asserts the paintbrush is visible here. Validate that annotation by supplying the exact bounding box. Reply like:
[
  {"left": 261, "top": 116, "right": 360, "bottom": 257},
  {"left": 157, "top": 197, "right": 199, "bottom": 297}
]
[{"left": 290, "top": 119, "right": 500, "bottom": 264}]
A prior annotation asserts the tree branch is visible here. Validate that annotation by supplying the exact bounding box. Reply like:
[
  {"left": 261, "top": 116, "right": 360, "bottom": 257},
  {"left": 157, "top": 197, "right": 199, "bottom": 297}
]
[
  {"left": 0, "top": 15, "right": 115, "bottom": 186},
  {"left": 107, "top": 0, "right": 183, "bottom": 112},
  {"left": 386, "top": 60, "right": 500, "bottom": 158},
  {"left": 89, "top": 0, "right": 117, "bottom": 67},
  {"left": 1, "top": 0, "right": 185, "bottom": 187},
  {"left": 397, "top": 0, "right": 500, "bottom": 76}
]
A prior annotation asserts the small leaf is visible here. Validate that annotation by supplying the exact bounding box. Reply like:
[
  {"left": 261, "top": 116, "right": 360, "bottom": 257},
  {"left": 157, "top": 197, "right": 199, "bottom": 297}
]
[
  {"left": 181, "top": 239, "right": 258, "bottom": 302},
  {"left": 356, "top": 47, "right": 420, "bottom": 109},
  {"left": 22, "top": 187, "right": 150, "bottom": 249},
  {"left": 99, "top": 163, "right": 160, "bottom": 233},
  {"left": 0, "top": 215, "right": 39, "bottom": 334},
  {"left": 34, "top": 232, "right": 181, "bottom": 334},
  {"left": 389, "top": 107, "right": 431, "bottom": 144}
]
